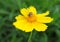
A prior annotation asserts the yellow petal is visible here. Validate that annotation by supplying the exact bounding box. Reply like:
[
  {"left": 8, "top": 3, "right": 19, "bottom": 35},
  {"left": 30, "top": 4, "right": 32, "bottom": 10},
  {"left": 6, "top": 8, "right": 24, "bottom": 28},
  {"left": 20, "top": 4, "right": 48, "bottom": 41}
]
[
  {"left": 34, "top": 22, "right": 48, "bottom": 31},
  {"left": 24, "top": 23, "right": 34, "bottom": 32},
  {"left": 37, "top": 16, "right": 53, "bottom": 23},
  {"left": 27, "top": 6, "right": 37, "bottom": 15},
  {"left": 37, "top": 11, "right": 49, "bottom": 17},
  {"left": 20, "top": 8, "right": 29, "bottom": 17},
  {"left": 13, "top": 18, "right": 26, "bottom": 31},
  {"left": 13, "top": 16, "right": 34, "bottom": 32},
  {"left": 15, "top": 15, "right": 24, "bottom": 21}
]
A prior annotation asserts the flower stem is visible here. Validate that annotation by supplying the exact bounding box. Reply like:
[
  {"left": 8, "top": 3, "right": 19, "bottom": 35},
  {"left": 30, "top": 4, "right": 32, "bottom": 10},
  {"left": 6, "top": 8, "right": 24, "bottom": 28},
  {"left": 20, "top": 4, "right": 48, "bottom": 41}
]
[{"left": 28, "top": 31, "right": 33, "bottom": 42}]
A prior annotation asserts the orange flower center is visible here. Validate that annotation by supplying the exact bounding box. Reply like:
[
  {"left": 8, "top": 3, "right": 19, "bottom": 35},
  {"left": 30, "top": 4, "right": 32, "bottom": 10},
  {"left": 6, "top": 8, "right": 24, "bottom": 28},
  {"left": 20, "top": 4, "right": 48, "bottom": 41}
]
[{"left": 27, "top": 12, "right": 37, "bottom": 23}]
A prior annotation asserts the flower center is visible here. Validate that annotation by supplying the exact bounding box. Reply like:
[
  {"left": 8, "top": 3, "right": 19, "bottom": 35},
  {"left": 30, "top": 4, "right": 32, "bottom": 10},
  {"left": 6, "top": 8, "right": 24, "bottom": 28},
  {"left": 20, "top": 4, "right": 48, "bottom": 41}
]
[{"left": 27, "top": 12, "right": 36, "bottom": 23}]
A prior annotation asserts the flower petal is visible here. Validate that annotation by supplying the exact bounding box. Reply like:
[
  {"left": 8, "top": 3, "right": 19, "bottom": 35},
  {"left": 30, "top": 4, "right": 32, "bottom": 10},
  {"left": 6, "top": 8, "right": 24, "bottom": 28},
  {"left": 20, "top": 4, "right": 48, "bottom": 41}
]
[
  {"left": 37, "top": 11, "right": 49, "bottom": 17},
  {"left": 37, "top": 16, "right": 53, "bottom": 23},
  {"left": 24, "top": 23, "right": 34, "bottom": 32},
  {"left": 13, "top": 21, "right": 25, "bottom": 31},
  {"left": 13, "top": 17, "right": 27, "bottom": 31},
  {"left": 27, "top": 6, "right": 37, "bottom": 15},
  {"left": 34, "top": 23, "right": 48, "bottom": 31},
  {"left": 13, "top": 16, "right": 34, "bottom": 32},
  {"left": 15, "top": 15, "right": 24, "bottom": 21},
  {"left": 20, "top": 8, "right": 29, "bottom": 17}
]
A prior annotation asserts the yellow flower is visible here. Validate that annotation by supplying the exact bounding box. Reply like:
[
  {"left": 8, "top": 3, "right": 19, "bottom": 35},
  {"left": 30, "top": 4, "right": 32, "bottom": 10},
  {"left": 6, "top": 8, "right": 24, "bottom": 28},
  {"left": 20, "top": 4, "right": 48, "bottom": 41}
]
[{"left": 13, "top": 6, "right": 53, "bottom": 32}]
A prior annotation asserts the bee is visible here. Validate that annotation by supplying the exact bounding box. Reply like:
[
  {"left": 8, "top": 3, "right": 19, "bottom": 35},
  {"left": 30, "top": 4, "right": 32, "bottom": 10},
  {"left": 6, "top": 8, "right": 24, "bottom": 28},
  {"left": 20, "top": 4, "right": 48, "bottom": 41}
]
[{"left": 28, "top": 12, "right": 33, "bottom": 17}]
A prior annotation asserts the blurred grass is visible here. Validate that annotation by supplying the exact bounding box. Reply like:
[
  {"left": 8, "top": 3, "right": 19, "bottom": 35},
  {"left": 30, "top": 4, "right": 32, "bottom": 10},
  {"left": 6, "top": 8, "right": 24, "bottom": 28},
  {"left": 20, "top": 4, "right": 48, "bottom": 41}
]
[{"left": 0, "top": 0, "right": 60, "bottom": 42}]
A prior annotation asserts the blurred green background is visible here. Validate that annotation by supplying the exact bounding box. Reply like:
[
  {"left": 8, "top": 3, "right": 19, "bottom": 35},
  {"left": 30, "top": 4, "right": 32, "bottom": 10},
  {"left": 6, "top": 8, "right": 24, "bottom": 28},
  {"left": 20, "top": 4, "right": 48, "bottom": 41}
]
[{"left": 0, "top": 0, "right": 60, "bottom": 42}]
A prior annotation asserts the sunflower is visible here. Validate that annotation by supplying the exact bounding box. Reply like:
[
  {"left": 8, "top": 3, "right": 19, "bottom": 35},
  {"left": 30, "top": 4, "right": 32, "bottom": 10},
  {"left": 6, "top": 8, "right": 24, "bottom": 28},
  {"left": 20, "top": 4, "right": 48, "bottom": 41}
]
[{"left": 13, "top": 6, "right": 53, "bottom": 32}]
